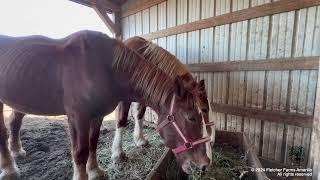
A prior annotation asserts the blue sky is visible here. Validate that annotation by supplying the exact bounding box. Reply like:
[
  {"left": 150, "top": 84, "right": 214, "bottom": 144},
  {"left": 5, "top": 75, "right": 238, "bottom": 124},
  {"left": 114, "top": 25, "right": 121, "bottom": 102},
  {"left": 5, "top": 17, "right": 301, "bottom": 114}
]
[{"left": 0, "top": 0, "right": 112, "bottom": 38}]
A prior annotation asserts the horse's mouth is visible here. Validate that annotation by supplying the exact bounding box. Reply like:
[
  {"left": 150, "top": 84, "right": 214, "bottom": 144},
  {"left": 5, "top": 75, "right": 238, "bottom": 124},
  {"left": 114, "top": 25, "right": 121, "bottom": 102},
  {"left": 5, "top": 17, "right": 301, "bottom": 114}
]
[
  {"left": 181, "top": 160, "right": 198, "bottom": 174},
  {"left": 182, "top": 164, "right": 192, "bottom": 174}
]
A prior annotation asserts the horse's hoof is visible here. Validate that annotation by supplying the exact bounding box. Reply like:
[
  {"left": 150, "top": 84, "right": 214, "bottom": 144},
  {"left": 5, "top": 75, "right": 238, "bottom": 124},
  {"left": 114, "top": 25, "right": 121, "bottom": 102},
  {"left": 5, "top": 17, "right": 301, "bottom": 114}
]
[
  {"left": 10, "top": 149, "right": 26, "bottom": 159},
  {"left": 111, "top": 152, "right": 126, "bottom": 163},
  {"left": 0, "top": 168, "right": 20, "bottom": 180},
  {"left": 134, "top": 138, "right": 149, "bottom": 147},
  {"left": 72, "top": 172, "right": 88, "bottom": 180},
  {"left": 88, "top": 167, "right": 106, "bottom": 180}
]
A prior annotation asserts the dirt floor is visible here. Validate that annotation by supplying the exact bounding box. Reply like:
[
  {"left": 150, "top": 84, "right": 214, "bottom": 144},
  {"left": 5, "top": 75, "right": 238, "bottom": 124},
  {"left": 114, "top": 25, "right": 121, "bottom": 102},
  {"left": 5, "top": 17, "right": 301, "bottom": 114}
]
[{"left": 3, "top": 115, "right": 164, "bottom": 180}]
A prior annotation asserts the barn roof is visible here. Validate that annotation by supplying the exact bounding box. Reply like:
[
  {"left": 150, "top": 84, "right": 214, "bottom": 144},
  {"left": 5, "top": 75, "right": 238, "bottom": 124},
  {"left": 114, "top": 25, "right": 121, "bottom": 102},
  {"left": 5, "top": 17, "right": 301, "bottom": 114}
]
[{"left": 70, "top": 0, "right": 127, "bottom": 13}]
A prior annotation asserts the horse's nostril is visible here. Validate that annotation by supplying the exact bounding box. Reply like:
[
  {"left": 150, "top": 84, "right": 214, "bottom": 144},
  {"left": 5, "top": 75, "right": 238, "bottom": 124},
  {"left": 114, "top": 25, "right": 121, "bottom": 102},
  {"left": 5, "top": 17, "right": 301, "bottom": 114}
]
[
  {"left": 200, "top": 165, "right": 208, "bottom": 172},
  {"left": 201, "top": 109, "right": 208, "bottom": 113},
  {"left": 210, "top": 141, "right": 215, "bottom": 147}
]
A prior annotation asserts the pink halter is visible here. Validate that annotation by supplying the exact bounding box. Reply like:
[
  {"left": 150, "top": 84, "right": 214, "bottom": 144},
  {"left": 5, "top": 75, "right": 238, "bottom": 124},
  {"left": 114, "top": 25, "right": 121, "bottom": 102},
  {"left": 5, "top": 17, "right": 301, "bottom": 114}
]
[{"left": 156, "top": 94, "right": 211, "bottom": 155}]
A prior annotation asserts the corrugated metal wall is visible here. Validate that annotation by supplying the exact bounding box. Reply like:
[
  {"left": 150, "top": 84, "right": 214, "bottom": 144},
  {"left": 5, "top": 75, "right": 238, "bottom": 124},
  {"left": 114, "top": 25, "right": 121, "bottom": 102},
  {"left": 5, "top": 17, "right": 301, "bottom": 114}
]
[{"left": 121, "top": 0, "right": 320, "bottom": 168}]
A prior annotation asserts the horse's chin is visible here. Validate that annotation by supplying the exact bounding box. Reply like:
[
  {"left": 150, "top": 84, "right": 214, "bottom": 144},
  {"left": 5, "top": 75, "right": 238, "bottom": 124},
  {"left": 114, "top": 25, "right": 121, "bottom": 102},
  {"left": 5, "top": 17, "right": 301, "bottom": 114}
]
[{"left": 181, "top": 161, "right": 193, "bottom": 174}]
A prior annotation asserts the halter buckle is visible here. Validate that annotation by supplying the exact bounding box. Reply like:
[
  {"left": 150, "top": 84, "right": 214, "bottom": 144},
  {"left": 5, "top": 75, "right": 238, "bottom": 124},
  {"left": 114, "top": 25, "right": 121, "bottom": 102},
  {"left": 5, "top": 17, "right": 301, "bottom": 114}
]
[
  {"left": 167, "top": 114, "right": 175, "bottom": 122},
  {"left": 184, "top": 142, "right": 193, "bottom": 149}
]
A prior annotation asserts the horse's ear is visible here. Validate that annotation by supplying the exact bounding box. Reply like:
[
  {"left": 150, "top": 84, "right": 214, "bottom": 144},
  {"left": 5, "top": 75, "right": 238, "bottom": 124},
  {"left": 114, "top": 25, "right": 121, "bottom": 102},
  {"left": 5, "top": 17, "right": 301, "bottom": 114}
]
[
  {"left": 199, "top": 79, "right": 205, "bottom": 87},
  {"left": 197, "top": 79, "right": 206, "bottom": 92},
  {"left": 195, "top": 76, "right": 199, "bottom": 82},
  {"left": 174, "top": 76, "right": 186, "bottom": 98}
]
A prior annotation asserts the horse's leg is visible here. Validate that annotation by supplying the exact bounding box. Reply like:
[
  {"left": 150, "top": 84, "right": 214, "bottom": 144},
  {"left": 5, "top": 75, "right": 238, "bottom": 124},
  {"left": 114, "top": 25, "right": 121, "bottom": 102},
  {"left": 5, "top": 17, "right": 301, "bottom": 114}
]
[
  {"left": 0, "top": 103, "right": 19, "bottom": 179},
  {"left": 86, "top": 117, "right": 105, "bottom": 180},
  {"left": 8, "top": 110, "right": 26, "bottom": 158},
  {"left": 67, "top": 113, "right": 90, "bottom": 180},
  {"left": 133, "top": 103, "right": 148, "bottom": 147},
  {"left": 111, "top": 101, "right": 129, "bottom": 162}
]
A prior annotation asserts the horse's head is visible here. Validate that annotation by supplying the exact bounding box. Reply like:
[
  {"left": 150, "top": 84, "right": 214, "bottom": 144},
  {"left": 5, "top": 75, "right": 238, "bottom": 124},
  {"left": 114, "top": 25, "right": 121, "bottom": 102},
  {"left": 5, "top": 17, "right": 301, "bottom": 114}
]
[
  {"left": 179, "top": 76, "right": 215, "bottom": 163},
  {"left": 157, "top": 75, "right": 210, "bottom": 174},
  {"left": 173, "top": 75, "right": 214, "bottom": 143}
]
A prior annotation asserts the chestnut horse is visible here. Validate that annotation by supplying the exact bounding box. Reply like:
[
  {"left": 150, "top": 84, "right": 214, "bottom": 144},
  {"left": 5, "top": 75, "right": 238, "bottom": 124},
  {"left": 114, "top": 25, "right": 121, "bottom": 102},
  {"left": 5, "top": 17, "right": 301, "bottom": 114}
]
[
  {"left": 0, "top": 31, "right": 209, "bottom": 180},
  {"left": 111, "top": 37, "right": 215, "bottom": 163}
]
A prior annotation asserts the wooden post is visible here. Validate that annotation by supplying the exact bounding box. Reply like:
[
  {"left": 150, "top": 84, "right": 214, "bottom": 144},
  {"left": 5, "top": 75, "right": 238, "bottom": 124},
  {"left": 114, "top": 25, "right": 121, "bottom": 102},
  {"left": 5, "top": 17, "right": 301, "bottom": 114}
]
[
  {"left": 93, "top": 6, "right": 122, "bottom": 39},
  {"left": 114, "top": 11, "right": 122, "bottom": 40},
  {"left": 69, "top": 0, "right": 119, "bottom": 13},
  {"left": 93, "top": 6, "right": 116, "bottom": 34},
  {"left": 308, "top": 57, "right": 320, "bottom": 179}
]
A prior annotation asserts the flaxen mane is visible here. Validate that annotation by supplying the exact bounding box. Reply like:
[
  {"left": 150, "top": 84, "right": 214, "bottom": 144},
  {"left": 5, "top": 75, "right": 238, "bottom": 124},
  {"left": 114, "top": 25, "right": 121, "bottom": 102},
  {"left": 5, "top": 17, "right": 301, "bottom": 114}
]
[
  {"left": 140, "top": 41, "right": 190, "bottom": 78},
  {"left": 112, "top": 41, "right": 174, "bottom": 108}
]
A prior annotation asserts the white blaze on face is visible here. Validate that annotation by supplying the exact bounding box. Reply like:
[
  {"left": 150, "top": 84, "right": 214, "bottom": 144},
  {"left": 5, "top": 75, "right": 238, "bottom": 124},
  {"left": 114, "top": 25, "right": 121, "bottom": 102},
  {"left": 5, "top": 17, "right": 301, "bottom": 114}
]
[
  {"left": 209, "top": 109, "right": 216, "bottom": 145},
  {"left": 201, "top": 112, "right": 212, "bottom": 164}
]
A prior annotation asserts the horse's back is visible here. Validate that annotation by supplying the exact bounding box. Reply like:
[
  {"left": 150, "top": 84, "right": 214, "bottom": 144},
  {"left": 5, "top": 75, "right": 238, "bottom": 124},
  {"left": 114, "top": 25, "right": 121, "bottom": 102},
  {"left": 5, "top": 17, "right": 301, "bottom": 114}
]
[
  {"left": 0, "top": 31, "right": 118, "bottom": 115},
  {"left": 0, "top": 34, "right": 66, "bottom": 115}
]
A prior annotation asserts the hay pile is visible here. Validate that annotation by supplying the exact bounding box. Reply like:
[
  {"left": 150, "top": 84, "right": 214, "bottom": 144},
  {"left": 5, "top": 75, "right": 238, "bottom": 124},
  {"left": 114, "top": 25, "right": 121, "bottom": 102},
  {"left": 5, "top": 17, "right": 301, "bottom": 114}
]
[
  {"left": 98, "top": 122, "right": 165, "bottom": 180},
  {"left": 165, "top": 143, "right": 250, "bottom": 180},
  {"left": 189, "top": 144, "right": 249, "bottom": 180}
]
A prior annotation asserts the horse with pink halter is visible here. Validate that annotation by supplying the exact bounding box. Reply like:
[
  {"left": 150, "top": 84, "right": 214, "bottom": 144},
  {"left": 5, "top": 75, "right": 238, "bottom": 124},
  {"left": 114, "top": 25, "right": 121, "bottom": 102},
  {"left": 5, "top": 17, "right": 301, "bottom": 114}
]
[
  {"left": 0, "top": 31, "right": 210, "bottom": 179},
  {"left": 111, "top": 37, "right": 215, "bottom": 166}
]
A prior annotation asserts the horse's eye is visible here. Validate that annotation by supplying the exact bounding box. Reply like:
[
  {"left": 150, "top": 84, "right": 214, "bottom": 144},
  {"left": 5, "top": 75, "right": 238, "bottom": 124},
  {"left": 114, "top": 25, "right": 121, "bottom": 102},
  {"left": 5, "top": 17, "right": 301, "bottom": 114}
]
[
  {"left": 188, "top": 117, "right": 196, "bottom": 122},
  {"left": 201, "top": 108, "right": 208, "bottom": 113}
]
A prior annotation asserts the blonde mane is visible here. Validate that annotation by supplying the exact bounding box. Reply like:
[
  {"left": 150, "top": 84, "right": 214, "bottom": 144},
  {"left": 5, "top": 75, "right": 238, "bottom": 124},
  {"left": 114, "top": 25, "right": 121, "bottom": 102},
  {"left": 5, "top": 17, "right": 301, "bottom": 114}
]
[
  {"left": 112, "top": 41, "right": 174, "bottom": 108},
  {"left": 140, "top": 41, "right": 190, "bottom": 78}
]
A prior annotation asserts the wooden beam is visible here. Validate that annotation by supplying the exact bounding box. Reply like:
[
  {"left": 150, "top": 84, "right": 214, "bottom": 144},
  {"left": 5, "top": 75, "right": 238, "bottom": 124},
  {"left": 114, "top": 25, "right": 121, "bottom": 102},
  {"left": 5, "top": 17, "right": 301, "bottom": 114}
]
[
  {"left": 210, "top": 103, "right": 313, "bottom": 128},
  {"left": 140, "top": 0, "right": 320, "bottom": 40},
  {"left": 122, "top": 0, "right": 166, "bottom": 17},
  {"left": 187, "top": 57, "right": 320, "bottom": 72},
  {"left": 215, "top": 130, "right": 243, "bottom": 145},
  {"left": 215, "top": 131, "right": 268, "bottom": 179},
  {"left": 243, "top": 134, "right": 269, "bottom": 180},
  {"left": 145, "top": 148, "right": 174, "bottom": 180},
  {"left": 93, "top": 6, "right": 116, "bottom": 34},
  {"left": 259, "top": 158, "right": 291, "bottom": 180},
  {"left": 114, "top": 11, "right": 122, "bottom": 39},
  {"left": 70, "top": 0, "right": 120, "bottom": 12},
  {"left": 101, "top": 0, "right": 120, "bottom": 11},
  {"left": 259, "top": 157, "right": 296, "bottom": 169},
  {"left": 308, "top": 57, "right": 320, "bottom": 178}
]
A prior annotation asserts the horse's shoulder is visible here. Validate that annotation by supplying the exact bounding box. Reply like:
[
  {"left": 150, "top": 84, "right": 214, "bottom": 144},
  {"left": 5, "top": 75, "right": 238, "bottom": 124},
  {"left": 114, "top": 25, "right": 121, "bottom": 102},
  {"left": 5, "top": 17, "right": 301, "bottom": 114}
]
[
  {"left": 59, "top": 31, "right": 88, "bottom": 56},
  {"left": 84, "top": 30, "right": 115, "bottom": 49},
  {"left": 59, "top": 31, "right": 117, "bottom": 66}
]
